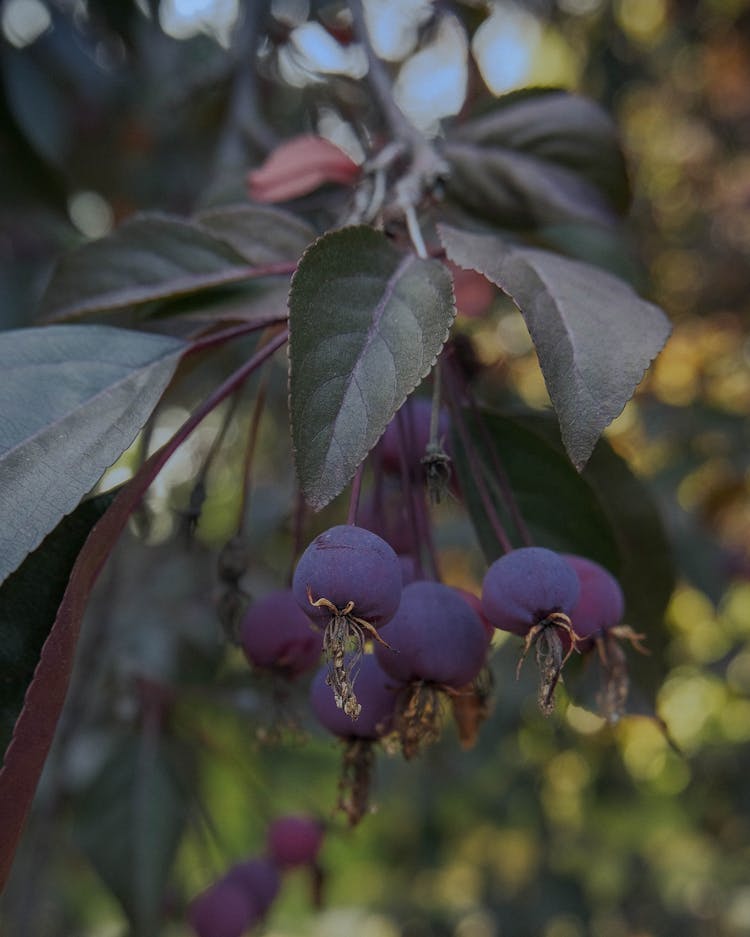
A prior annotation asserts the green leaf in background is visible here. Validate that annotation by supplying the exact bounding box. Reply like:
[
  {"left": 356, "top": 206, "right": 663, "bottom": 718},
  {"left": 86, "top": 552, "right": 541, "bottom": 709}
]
[
  {"left": 0, "top": 490, "right": 117, "bottom": 757},
  {"left": 74, "top": 732, "right": 194, "bottom": 936},
  {"left": 39, "top": 206, "right": 311, "bottom": 321},
  {"left": 451, "top": 409, "right": 619, "bottom": 571},
  {"left": 289, "top": 227, "right": 456, "bottom": 509},
  {"left": 0, "top": 325, "right": 185, "bottom": 585},
  {"left": 443, "top": 88, "right": 630, "bottom": 229},
  {"left": 439, "top": 224, "right": 671, "bottom": 469}
]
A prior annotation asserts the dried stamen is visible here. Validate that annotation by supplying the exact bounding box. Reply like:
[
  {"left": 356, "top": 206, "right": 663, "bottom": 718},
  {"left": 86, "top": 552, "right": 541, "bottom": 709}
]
[
  {"left": 338, "top": 739, "right": 375, "bottom": 826},
  {"left": 594, "top": 626, "right": 649, "bottom": 724},
  {"left": 516, "top": 611, "right": 580, "bottom": 715},
  {"left": 394, "top": 682, "right": 444, "bottom": 759},
  {"left": 307, "top": 588, "right": 392, "bottom": 721},
  {"left": 450, "top": 667, "right": 494, "bottom": 750},
  {"left": 421, "top": 443, "right": 453, "bottom": 505}
]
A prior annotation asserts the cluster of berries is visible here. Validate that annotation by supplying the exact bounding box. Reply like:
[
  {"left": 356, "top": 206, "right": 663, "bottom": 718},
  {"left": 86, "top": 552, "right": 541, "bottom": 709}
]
[{"left": 188, "top": 815, "right": 324, "bottom": 937}]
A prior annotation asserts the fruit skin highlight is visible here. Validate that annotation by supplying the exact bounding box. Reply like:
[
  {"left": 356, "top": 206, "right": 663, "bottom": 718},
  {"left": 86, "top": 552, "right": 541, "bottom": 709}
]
[
  {"left": 481, "top": 546, "right": 580, "bottom": 636},
  {"left": 240, "top": 589, "right": 321, "bottom": 677},
  {"left": 374, "top": 581, "right": 489, "bottom": 689}
]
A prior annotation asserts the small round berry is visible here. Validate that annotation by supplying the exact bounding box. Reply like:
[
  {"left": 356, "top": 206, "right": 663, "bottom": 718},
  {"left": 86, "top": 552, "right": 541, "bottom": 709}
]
[
  {"left": 225, "top": 857, "right": 281, "bottom": 916},
  {"left": 240, "top": 589, "right": 321, "bottom": 677},
  {"left": 563, "top": 554, "right": 625, "bottom": 640},
  {"left": 375, "top": 581, "right": 490, "bottom": 688},
  {"left": 188, "top": 879, "right": 256, "bottom": 937},
  {"left": 310, "top": 654, "right": 399, "bottom": 740},
  {"left": 292, "top": 525, "right": 402, "bottom": 628},
  {"left": 266, "top": 815, "right": 324, "bottom": 868},
  {"left": 481, "top": 547, "right": 580, "bottom": 636}
]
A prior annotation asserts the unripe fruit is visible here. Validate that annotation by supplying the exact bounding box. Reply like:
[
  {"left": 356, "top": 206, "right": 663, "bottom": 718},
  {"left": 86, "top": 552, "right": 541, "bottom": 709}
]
[
  {"left": 375, "top": 581, "right": 489, "bottom": 688},
  {"left": 240, "top": 589, "right": 321, "bottom": 677},
  {"left": 563, "top": 554, "right": 625, "bottom": 640},
  {"left": 481, "top": 547, "right": 580, "bottom": 636},
  {"left": 225, "top": 857, "right": 281, "bottom": 916},
  {"left": 310, "top": 654, "right": 399, "bottom": 740},
  {"left": 293, "top": 525, "right": 402, "bottom": 719},
  {"left": 188, "top": 879, "right": 256, "bottom": 937},
  {"left": 266, "top": 815, "right": 324, "bottom": 868}
]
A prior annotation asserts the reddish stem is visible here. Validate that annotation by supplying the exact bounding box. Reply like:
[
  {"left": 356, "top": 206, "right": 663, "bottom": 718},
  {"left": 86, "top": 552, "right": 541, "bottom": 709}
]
[
  {"left": 237, "top": 375, "right": 269, "bottom": 537},
  {"left": 347, "top": 462, "right": 365, "bottom": 525}
]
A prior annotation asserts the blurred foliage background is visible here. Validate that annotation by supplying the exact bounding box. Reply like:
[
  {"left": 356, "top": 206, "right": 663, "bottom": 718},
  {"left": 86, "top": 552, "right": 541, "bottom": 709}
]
[{"left": 1, "top": 0, "right": 750, "bottom": 935}]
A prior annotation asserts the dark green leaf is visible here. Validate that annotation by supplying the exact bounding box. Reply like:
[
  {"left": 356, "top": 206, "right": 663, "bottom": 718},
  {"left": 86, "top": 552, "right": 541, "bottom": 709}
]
[
  {"left": 289, "top": 226, "right": 456, "bottom": 509},
  {"left": 516, "top": 411, "right": 675, "bottom": 701},
  {"left": 443, "top": 88, "right": 630, "bottom": 229},
  {"left": 451, "top": 410, "right": 619, "bottom": 570},
  {"left": 38, "top": 210, "right": 303, "bottom": 322},
  {"left": 0, "top": 325, "right": 185, "bottom": 585},
  {"left": 439, "top": 224, "right": 671, "bottom": 469},
  {"left": 0, "top": 490, "right": 116, "bottom": 756},
  {"left": 195, "top": 204, "right": 315, "bottom": 265},
  {"left": 74, "top": 732, "right": 193, "bottom": 935}
]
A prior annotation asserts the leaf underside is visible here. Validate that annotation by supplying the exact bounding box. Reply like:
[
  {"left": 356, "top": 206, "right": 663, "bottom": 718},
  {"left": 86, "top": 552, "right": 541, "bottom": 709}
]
[
  {"left": 289, "top": 226, "right": 456, "bottom": 509},
  {"left": 438, "top": 224, "right": 672, "bottom": 469},
  {"left": 0, "top": 325, "right": 185, "bottom": 586}
]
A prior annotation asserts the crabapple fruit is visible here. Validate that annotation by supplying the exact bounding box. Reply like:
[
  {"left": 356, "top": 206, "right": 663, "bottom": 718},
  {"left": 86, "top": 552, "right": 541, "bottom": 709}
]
[
  {"left": 225, "top": 857, "right": 281, "bottom": 916},
  {"left": 293, "top": 525, "right": 402, "bottom": 719},
  {"left": 266, "top": 815, "right": 324, "bottom": 868},
  {"left": 563, "top": 554, "right": 625, "bottom": 640},
  {"left": 188, "top": 879, "right": 256, "bottom": 937},
  {"left": 240, "top": 589, "right": 321, "bottom": 677},
  {"left": 374, "top": 581, "right": 489, "bottom": 688}
]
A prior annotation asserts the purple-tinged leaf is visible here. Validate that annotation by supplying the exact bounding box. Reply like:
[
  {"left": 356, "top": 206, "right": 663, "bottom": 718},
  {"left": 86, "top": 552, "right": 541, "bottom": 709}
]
[
  {"left": 38, "top": 210, "right": 304, "bottom": 322},
  {"left": 0, "top": 325, "right": 185, "bottom": 586},
  {"left": 288, "top": 227, "right": 455, "bottom": 509},
  {"left": 439, "top": 224, "right": 671, "bottom": 469},
  {"left": 0, "top": 330, "right": 286, "bottom": 892}
]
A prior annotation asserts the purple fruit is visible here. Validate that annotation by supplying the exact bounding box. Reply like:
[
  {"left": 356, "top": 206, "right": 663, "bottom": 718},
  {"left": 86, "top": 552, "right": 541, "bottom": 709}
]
[
  {"left": 379, "top": 397, "right": 451, "bottom": 476},
  {"left": 357, "top": 490, "right": 415, "bottom": 555},
  {"left": 310, "top": 654, "right": 399, "bottom": 740},
  {"left": 293, "top": 525, "right": 402, "bottom": 628},
  {"left": 293, "top": 525, "right": 402, "bottom": 719},
  {"left": 374, "top": 581, "right": 490, "bottom": 688},
  {"left": 563, "top": 554, "right": 625, "bottom": 640},
  {"left": 481, "top": 547, "right": 580, "bottom": 636},
  {"left": 240, "top": 589, "right": 321, "bottom": 677},
  {"left": 266, "top": 815, "right": 324, "bottom": 868},
  {"left": 225, "top": 857, "right": 281, "bottom": 916},
  {"left": 188, "top": 879, "right": 256, "bottom": 937}
]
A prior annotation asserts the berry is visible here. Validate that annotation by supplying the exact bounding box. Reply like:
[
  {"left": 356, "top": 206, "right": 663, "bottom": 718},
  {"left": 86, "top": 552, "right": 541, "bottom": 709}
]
[
  {"left": 357, "top": 489, "right": 414, "bottom": 555},
  {"left": 481, "top": 547, "right": 581, "bottom": 715},
  {"left": 563, "top": 554, "right": 625, "bottom": 640},
  {"left": 225, "top": 857, "right": 281, "bottom": 916},
  {"left": 451, "top": 586, "right": 494, "bottom": 638},
  {"left": 266, "top": 815, "right": 324, "bottom": 868},
  {"left": 240, "top": 589, "right": 321, "bottom": 677},
  {"left": 379, "top": 396, "right": 451, "bottom": 477},
  {"left": 293, "top": 525, "right": 402, "bottom": 719},
  {"left": 375, "top": 581, "right": 489, "bottom": 689},
  {"left": 310, "top": 653, "right": 399, "bottom": 740},
  {"left": 481, "top": 546, "right": 580, "bottom": 636},
  {"left": 188, "top": 879, "right": 256, "bottom": 937}
]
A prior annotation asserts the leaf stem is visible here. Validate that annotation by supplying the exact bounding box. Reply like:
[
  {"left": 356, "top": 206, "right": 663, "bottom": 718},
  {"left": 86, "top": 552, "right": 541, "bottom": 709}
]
[
  {"left": 347, "top": 462, "right": 365, "bottom": 525},
  {"left": 237, "top": 374, "right": 269, "bottom": 537},
  {"left": 443, "top": 367, "right": 513, "bottom": 555}
]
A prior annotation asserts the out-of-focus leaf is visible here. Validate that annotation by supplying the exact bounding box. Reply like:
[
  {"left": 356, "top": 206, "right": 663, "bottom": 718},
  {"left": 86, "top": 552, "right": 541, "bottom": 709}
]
[
  {"left": 38, "top": 213, "right": 298, "bottom": 322},
  {"left": 443, "top": 88, "right": 630, "bottom": 228},
  {"left": 289, "top": 226, "right": 455, "bottom": 509},
  {"left": 0, "top": 490, "right": 117, "bottom": 757},
  {"left": 247, "top": 134, "right": 361, "bottom": 202},
  {"left": 451, "top": 409, "right": 619, "bottom": 570},
  {"left": 0, "top": 325, "right": 185, "bottom": 586},
  {"left": 194, "top": 204, "right": 316, "bottom": 265},
  {"left": 74, "top": 732, "right": 193, "bottom": 935},
  {"left": 439, "top": 224, "right": 671, "bottom": 469},
  {"left": 536, "top": 223, "right": 645, "bottom": 289}
]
